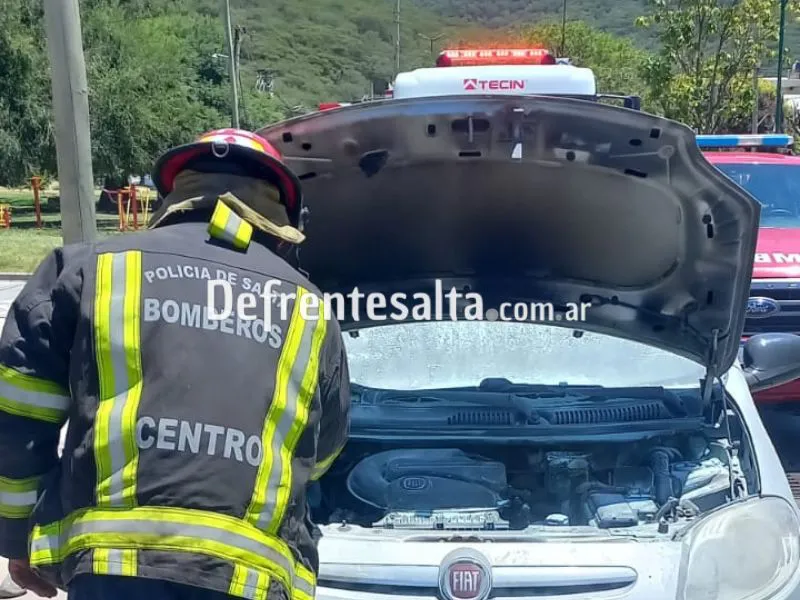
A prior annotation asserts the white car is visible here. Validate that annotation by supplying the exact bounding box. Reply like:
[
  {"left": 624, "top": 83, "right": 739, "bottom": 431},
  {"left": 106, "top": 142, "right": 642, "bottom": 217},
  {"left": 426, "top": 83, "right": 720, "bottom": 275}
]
[{"left": 257, "top": 95, "right": 800, "bottom": 600}]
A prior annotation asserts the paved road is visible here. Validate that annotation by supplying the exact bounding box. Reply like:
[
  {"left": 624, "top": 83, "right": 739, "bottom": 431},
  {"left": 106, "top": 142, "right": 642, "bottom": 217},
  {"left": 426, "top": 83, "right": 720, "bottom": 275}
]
[{"left": 0, "top": 280, "right": 25, "bottom": 330}]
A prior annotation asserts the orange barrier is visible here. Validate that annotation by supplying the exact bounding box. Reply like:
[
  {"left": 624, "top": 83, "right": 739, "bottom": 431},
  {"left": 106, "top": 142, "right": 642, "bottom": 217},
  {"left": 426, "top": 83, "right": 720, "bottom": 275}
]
[
  {"left": 117, "top": 189, "right": 129, "bottom": 231},
  {"left": 114, "top": 186, "right": 143, "bottom": 232},
  {"left": 30, "top": 177, "right": 42, "bottom": 229},
  {"left": 0, "top": 204, "right": 11, "bottom": 228}
]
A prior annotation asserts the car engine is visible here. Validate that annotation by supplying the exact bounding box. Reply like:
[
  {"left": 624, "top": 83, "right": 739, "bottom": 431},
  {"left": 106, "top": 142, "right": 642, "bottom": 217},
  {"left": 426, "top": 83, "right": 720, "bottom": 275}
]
[{"left": 309, "top": 438, "right": 737, "bottom": 530}]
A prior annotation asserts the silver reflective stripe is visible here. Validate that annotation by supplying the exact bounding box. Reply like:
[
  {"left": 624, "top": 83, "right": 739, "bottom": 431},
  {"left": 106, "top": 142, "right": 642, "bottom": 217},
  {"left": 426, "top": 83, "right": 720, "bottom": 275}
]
[
  {"left": 255, "top": 317, "right": 317, "bottom": 531},
  {"left": 30, "top": 533, "right": 57, "bottom": 556},
  {"left": 74, "top": 519, "right": 293, "bottom": 580},
  {"left": 0, "top": 380, "right": 69, "bottom": 412},
  {"left": 217, "top": 210, "right": 245, "bottom": 247},
  {"left": 30, "top": 523, "right": 316, "bottom": 596},
  {"left": 104, "top": 252, "right": 132, "bottom": 506},
  {"left": 241, "top": 567, "right": 261, "bottom": 600},
  {"left": 295, "top": 574, "right": 314, "bottom": 598},
  {"left": 104, "top": 549, "right": 127, "bottom": 575},
  {"left": 0, "top": 489, "right": 37, "bottom": 507}
]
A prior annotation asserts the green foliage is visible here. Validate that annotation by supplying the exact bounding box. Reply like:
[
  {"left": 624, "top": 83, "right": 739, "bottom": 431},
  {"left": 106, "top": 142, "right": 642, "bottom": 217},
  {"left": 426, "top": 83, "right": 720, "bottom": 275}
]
[
  {"left": 83, "top": 2, "right": 229, "bottom": 180},
  {"left": 636, "top": 0, "right": 797, "bottom": 132},
  {"left": 520, "top": 21, "right": 649, "bottom": 100},
  {"left": 412, "top": 0, "right": 800, "bottom": 71},
  {"left": 3, "top": 0, "right": 787, "bottom": 187},
  {"left": 0, "top": 1, "right": 55, "bottom": 184},
  {"left": 0, "top": 0, "right": 459, "bottom": 186}
]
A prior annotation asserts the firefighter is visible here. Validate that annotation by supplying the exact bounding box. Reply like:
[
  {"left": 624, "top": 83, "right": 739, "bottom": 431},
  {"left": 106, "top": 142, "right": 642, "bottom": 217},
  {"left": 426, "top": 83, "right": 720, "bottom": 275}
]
[{"left": 0, "top": 128, "right": 351, "bottom": 600}]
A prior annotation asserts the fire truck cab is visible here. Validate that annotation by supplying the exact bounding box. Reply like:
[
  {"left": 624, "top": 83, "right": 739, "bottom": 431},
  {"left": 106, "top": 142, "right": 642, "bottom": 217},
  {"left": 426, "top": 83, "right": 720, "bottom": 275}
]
[{"left": 698, "top": 134, "right": 800, "bottom": 404}]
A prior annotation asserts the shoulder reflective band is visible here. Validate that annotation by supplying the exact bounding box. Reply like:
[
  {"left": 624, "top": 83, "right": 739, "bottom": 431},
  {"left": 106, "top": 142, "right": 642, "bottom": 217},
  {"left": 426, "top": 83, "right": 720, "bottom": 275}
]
[
  {"left": 28, "top": 505, "right": 316, "bottom": 599},
  {"left": 246, "top": 287, "right": 328, "bottom": 534},
  {"left": 0, "top": 364, "right": 70, "bottom": 424},
  {"left": 208, "top": 200, "right": 253, "bottom": 251},
  {"left": 696, "top": 134, "right": 794, "bottom": 148},
  {"left": 0, "top": 475, "right": 40, "bottom": 518},
  {"left": 93, "top": 251, "right": 144, "bottom": 509},
  {"left": 92, "top": 548, "right": 138, "bottom": 577}
]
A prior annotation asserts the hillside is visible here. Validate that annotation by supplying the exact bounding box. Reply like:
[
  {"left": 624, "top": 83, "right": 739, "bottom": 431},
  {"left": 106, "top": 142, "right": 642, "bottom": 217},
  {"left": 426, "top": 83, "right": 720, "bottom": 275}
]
[
  {"left": 412, "top": 0, "right": 800, "bottom": 69},
  {"left": 229, "top": 0, "right": 462, "bottom": 109}
]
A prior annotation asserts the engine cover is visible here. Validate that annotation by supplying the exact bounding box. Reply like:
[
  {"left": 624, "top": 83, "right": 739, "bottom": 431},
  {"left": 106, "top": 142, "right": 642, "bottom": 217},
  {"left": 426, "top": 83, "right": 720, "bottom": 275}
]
[{"left": 346, "top": 449, "right": 507, "bottom": 511}]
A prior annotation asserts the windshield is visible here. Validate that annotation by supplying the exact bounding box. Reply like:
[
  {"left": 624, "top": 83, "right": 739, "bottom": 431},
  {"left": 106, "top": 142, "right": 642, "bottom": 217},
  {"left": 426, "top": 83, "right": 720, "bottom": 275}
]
[
  {"left": 714, "top": 162, "right": 800, "bottom": 228},
  {"left": 343, "top": 321, "right": 706, "bottom": 390}
]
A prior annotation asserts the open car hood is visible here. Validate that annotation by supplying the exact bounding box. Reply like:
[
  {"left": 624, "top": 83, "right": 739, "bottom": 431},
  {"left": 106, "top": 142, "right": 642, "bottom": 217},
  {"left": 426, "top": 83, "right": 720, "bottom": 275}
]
[{"left": 258, "top": 96, "right": 760, "bottom": 375}]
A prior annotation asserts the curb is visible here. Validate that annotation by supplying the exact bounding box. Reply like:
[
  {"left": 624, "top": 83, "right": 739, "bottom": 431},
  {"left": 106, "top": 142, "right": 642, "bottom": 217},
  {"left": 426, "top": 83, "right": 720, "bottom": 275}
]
[{"left": 0, "top": 274, "right": 31, "bottom": 281}]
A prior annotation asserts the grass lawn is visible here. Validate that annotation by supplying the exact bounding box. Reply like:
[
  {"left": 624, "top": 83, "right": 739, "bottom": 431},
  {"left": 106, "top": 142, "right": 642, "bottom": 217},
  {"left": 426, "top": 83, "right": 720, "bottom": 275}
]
[
  {"left": 0, "top": 229, "right": 68, "bottom": 272},
  {"left": 0, "top": 187, "right": 156, "bottom": 272},
  {"left": 0, "top": 186, "right": 128, "bottom": 272},
  {"left": 0, "top": 227, "right": 124, "bottom": 272}
]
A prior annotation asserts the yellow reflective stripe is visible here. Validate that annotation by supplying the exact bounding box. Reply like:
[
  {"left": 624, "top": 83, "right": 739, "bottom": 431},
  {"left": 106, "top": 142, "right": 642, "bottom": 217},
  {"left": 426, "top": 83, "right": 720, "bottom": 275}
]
[
  {"left": 0, "top": 475, "right": 40, "bottom": 518},
  {"left": 293, "top": 565, "right": 315, "bottom": 600},
  {"left": 208, "top": 200, "right": 253, "bottom": 250},
  {"left": 29, "top": 506, "right": 315, "bottom": 596},
  {"left": 230, "top": 563, "right": 270, "bottom": 599},
  {"left": 92, "top": 548, "right": 138, "bottom": 576},
  {"left": 246, "top": 287, "right": 327, "bottom": 534},
  {"left": 93, "top": 251, "right": 144, "bottom": 508},
  {"left": 310, "top": 443, "right": 345, "bottom": 481},
  {"left": 0, "top": 364, "right": 69, "bottom": 423}
]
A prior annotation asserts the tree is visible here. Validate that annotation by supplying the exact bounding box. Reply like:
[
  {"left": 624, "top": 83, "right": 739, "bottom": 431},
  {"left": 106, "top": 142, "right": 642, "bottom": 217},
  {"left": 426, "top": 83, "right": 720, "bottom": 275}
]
[
  {"left": 521, "top": 22, "right": 649, "bottom": 102},
  {"left": 636, "top": 0, "right": 799, "bottom": 132},
  {"left": 0, "top": 0, "right": 55, "bottom": 186}
]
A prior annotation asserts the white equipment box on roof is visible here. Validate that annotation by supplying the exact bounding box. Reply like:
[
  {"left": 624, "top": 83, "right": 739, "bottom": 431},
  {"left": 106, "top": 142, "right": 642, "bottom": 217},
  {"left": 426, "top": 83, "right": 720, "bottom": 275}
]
[
  {"left": 392, "top": 63, "right": 597, "bottom": 99},
  {"left": 317, "top": 47, "right": 639, "bottom": 111}
]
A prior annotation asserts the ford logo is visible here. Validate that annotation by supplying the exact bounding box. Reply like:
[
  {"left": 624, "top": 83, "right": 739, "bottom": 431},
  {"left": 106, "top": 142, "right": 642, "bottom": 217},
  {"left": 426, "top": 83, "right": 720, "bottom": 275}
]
[
  {"left": 746, "top": 297, "right": 781, "bottom": 319},
  {"left": 401, "top": 476, "right": 429, "bottom": 491}
]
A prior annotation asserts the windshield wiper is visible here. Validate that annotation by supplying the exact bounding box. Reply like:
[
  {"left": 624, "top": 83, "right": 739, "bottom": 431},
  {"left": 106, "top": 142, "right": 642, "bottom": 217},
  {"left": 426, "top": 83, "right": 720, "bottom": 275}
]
[{"left": 477, "top": 378, "right": 606, "bottom": 397}]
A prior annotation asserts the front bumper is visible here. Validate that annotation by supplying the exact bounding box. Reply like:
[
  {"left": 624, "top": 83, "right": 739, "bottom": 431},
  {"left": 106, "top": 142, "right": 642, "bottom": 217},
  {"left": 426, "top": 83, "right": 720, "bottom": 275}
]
[
  {"left": 314, "top": 523, "right": 800, "bottom": 600},
  {"left": 314, "top": 527, "right": 671, "bottom": 600}
]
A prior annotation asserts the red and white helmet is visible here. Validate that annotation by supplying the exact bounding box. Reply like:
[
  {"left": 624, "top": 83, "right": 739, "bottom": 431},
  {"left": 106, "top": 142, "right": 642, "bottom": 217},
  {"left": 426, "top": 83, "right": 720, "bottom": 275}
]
[{"left": 152, "top": 128, "right": 303, "bottom": 228}]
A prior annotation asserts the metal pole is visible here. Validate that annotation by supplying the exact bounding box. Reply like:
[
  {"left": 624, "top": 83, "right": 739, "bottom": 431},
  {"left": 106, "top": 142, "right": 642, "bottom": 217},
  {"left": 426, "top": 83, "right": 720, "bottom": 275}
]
[
  {"left": 776, "top": 0, "right": 788, "bottom": 133},
  {"left": 395, "top": 0, "right": 401, "bottom": 75},
  {"left": 418, "top": 33, "right": 444, "bottom": 58},
  {"left": 753, "top": 64, "right": 761, "bottom": 133},
  {"left": 42, "top": 0, "right": 97, "bottom": 244},
  {"left": 221, "top": 0, "right": 240, "bottom": 128},
  {"left": 560, "top": 0, "right": 568, "bottom": 57}
]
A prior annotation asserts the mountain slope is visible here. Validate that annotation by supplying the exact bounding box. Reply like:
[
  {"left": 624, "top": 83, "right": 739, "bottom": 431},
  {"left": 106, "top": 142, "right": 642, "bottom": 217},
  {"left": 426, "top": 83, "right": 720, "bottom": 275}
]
[
  {"left": 229, "top": 0, "right": 462, "bottom": 109},
  {"left": 412, "top": 0, "right": 800, "bottom": 69}
]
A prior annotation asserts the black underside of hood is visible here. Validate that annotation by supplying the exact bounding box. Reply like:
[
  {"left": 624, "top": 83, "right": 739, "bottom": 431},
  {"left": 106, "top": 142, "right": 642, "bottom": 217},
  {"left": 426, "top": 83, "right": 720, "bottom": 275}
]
[{"left": 257, "top": 95, "right": 760, "bottom": 374}]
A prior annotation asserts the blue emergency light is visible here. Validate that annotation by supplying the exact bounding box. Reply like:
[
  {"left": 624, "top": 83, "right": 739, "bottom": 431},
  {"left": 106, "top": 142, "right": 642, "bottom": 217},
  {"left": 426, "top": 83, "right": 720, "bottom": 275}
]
[{"left": 695, "top": 134, "right": 794, "bottom": 149}]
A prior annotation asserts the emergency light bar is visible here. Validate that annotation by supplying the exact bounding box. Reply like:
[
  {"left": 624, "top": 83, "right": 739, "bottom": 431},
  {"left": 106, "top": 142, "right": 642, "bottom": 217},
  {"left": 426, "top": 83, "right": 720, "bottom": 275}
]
[
  {"left": 695, "top": 134, "right": 794, "bottom": 149},
  {"left": 436, "top": 48, "right": 556, "bottom": 67}
]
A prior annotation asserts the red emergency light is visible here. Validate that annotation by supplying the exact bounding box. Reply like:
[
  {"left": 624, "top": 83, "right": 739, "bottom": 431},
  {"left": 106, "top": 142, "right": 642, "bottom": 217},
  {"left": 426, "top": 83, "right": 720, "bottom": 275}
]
[
  {"left": 318, "top": 102, "right": 351, "bottom": 111},
  {"left": 435, "top": 48, "right": 556, "bottom": 67}
]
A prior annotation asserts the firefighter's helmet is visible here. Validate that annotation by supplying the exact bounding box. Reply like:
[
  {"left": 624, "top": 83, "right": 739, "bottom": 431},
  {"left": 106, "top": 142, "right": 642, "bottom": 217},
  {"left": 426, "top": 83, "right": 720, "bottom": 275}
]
[{"left": 152, "top": 128, "right": 302, "bottom": 228}]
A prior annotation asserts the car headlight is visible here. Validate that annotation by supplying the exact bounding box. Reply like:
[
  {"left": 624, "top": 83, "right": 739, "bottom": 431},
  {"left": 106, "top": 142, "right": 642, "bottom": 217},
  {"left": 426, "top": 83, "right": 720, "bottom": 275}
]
[{"left": 678, "top": 496, "right": 800, "bottom": 600}]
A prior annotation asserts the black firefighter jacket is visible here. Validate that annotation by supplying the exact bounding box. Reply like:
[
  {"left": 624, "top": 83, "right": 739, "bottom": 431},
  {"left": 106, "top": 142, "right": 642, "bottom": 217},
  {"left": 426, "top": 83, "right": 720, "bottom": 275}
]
[{"left": 0, "top": 204, "right": 351, "bottom": 600}]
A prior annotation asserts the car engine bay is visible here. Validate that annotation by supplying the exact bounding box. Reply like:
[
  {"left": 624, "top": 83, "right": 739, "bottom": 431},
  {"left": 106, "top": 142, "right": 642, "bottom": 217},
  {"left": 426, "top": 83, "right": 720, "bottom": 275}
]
[{"left": 309, "top": 434, "right": 751, "bottom": 532}]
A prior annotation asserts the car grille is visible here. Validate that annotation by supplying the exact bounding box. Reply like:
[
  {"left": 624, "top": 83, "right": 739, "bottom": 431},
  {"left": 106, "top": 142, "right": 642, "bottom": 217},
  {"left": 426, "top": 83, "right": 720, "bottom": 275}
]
[
  {"left": 318, "top": 564, "right": 637, "bottom": 598},
  {"left": 745, "top": 280, "right": 800, "bottom": 335}
]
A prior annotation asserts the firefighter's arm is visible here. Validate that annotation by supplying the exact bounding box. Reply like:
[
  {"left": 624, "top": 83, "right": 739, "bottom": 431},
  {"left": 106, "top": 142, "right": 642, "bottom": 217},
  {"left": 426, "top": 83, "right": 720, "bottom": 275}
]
[
  {"left": 0, "top": 248, "right": 82, "bottom": 559},
  {"left": 310, "top": 320, "right": 350, "bottom": 482}
]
